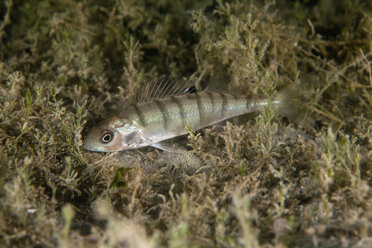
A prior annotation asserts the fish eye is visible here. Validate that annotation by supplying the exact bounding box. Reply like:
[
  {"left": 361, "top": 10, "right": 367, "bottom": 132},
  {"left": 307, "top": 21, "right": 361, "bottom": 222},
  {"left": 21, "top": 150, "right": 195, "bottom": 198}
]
[{"left": 100, "top": 131, "right": 114, "bottom": 144}]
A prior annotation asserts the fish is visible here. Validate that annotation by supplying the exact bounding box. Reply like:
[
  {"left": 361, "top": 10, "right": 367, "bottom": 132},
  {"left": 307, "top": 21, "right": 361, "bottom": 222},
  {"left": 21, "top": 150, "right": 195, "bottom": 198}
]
[{"left": 83, "top": 79, "right": 293, "bottom": 153}]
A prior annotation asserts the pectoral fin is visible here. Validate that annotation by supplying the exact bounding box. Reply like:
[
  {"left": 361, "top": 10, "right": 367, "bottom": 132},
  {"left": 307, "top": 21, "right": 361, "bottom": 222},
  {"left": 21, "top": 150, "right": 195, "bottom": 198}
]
[{"left": 151, "top": 141, "right": 188, "bottom": 153}]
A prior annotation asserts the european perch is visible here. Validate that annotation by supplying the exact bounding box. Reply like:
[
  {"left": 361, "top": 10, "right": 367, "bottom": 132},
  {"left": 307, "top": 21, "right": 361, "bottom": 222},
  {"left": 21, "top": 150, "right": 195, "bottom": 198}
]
[{"left": 83, "top": 80, "right": 297, "bottom": 153}]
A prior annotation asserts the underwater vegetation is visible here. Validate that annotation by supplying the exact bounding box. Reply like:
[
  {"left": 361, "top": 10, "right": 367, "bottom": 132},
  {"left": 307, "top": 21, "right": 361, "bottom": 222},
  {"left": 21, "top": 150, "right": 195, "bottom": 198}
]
[{"left": 0, "top": 0, "right": 371, "bottom": 247}]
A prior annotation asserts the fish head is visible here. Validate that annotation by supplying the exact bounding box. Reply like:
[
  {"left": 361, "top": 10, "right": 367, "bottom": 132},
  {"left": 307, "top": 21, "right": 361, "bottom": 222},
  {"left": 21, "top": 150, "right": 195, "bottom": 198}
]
[{"left": 83, "top": 115, "right": 145, "bottom": 152}]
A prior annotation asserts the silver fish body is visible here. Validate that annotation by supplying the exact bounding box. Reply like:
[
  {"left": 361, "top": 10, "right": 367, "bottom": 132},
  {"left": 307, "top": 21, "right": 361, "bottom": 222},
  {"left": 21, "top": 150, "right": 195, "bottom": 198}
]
[
  {"left": 125, "top": 92, "right": 275, "bottom": 143},
  {"left": 83, "top": 88, "right": 279, "bottom": 152}
]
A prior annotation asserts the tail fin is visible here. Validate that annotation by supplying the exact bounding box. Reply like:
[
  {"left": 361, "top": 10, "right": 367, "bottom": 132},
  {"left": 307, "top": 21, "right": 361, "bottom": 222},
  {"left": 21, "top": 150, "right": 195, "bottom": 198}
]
[{"left": 276, "top": 85, "right": 314, "bottom": 128}]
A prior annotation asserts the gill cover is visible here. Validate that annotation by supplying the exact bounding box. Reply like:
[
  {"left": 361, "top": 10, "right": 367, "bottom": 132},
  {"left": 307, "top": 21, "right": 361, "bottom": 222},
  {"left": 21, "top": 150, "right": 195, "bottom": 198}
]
[{"left": 83, "top": 116, "right": 145, "bottom": 152}]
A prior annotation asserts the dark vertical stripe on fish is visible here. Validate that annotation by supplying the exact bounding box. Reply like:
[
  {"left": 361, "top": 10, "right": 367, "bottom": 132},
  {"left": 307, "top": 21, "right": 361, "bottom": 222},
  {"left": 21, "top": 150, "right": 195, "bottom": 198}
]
[
  {"left": 170, "top": 96, "right": 186, "bottom": 128},
  {"left": 245, "top": 96, "right": 250, "bottom": 110},
  {"left": 195, "top": 93, "right": 203, "bottom": 122},
  {"left": 205, "top": 92, "right": 215, "bottom": 113},
  {"left": 154, "top": 99, "right": 168, "bottom": 130},
  {"left": 221, "top": 93, "right": 227, "bottom": 117},
  {"left": 233, "top": 94, "right": 239, "bottom": 103},
  {"left": 232, "top": 94, "right": 239, "bottom": 112},
  {"left": 133, "top": 104, "right": 146, "bottom": 127}
]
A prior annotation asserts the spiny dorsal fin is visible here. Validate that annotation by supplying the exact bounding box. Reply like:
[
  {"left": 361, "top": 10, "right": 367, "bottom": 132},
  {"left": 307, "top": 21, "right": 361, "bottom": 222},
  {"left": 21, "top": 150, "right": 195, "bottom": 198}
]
[{"left": 136, "top": 79, "right": 195, "bottom": 103}]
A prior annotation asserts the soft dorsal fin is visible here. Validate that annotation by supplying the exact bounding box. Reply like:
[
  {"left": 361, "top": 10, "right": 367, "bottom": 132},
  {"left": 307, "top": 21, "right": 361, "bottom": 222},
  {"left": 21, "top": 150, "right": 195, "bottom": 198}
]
[
  {"left": 204, "top": 85, "right": 226, "bottom": 94},
  {"left": 136, "top": 79, "right": 195, "bottom": 103},
  {"left": 199, "top": 76, "right": 232, "bottom": 94},
  {"left": 203, "top": 77, "right": 250, "bottom": 95}
]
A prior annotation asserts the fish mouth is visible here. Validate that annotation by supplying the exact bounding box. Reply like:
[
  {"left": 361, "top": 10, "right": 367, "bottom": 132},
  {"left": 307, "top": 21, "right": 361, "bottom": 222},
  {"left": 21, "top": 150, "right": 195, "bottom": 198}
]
[
  {"left": 82, "top": 140, "right": 104, "bottom": 152},
  {"left": 82, "top": 139, "right": 125, "bottom": 152}
]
